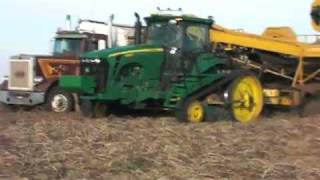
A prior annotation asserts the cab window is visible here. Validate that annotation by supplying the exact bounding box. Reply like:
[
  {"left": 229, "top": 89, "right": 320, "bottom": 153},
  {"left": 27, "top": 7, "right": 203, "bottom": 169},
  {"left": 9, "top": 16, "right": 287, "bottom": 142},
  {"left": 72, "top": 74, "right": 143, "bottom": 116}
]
[{"left": 184, "top": 25, "right": 208, "bottom": 52}]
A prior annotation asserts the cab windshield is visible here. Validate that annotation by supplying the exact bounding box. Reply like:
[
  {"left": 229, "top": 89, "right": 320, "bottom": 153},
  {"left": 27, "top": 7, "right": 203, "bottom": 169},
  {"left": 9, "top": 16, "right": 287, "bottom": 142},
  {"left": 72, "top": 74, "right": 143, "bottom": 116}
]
[
  {"left": 146, "top": 22, "right": 183, "bottom": 47},
  {"left": 146, "top": 21, "right": 209, "bottom": 52},
  {"left": 53, "top": 38, "right": 82, "bottom": 56},
  {"left": 183, "top": 24, "right": 209, "bottom": 52}
]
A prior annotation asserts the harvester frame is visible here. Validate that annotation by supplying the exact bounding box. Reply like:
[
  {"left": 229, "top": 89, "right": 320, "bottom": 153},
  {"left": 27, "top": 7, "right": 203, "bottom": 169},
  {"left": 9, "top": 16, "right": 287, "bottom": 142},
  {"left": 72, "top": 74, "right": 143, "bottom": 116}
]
[{"left": 211, "top": 26, "right": 320, "bottom": 109}]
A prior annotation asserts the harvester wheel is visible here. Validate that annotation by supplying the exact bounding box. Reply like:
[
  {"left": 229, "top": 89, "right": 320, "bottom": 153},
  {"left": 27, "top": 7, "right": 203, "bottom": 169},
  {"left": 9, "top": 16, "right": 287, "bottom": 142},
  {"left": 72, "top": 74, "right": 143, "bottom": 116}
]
[
  {"left": 80, "top": 100, "right": 107, "bottom": 118},
  {"left": 176, "top": 100, "right": 205, "bottom": 123},
  {"left": 47, "top": 87, "right": 74, "bottom": 113},
  {"left": 228, "top": 75, "right": 263, "bottom": 123}
]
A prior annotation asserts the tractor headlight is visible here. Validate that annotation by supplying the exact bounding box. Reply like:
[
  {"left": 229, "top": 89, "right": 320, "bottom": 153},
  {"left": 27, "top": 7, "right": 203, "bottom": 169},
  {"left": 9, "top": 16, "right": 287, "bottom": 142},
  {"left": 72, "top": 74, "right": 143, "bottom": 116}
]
[
  {"left": 94, "top": 58, "right": 101, "bottom": 63},
  {"left": 81, "top": 58, "right": 101, "bottom": 64},
  {"left": 223, "top": 91, "right": 229, "bottom": 101},
  {"left": 81, "top": 59, "right": 89, "bottom": 63},
  {"left": 217, "top": 69, "right": 232, "bottom": 74}
]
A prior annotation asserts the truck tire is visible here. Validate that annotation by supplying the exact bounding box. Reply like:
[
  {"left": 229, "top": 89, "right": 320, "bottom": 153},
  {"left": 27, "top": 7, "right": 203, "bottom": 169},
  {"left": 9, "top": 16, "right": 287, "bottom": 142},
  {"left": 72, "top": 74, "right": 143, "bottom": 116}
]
[
  {"left": 228, "top": 74, "right": 263, "bottom": 123},
  {"left": 176, "top": 100, "right": 206, "bottom": 123},
  {"left": 46, "top": 87, "right": 74, "bottom": 113},
  {"left": 80, "top": 100, "right": 107, "bottom": 118}
]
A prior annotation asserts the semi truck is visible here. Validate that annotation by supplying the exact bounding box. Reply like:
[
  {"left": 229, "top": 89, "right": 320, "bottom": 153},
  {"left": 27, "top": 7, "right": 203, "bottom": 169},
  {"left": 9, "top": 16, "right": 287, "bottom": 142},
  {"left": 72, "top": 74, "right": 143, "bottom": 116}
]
[{"left": 0, "top": 16, "right": 135, "bottom": 112}]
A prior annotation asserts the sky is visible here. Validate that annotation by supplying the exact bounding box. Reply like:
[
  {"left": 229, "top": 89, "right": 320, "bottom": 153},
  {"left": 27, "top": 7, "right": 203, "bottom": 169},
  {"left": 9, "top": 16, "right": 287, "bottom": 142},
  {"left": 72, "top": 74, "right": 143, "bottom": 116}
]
[{"left": 0, "top": 0, "right": 316, "bottom": 79}]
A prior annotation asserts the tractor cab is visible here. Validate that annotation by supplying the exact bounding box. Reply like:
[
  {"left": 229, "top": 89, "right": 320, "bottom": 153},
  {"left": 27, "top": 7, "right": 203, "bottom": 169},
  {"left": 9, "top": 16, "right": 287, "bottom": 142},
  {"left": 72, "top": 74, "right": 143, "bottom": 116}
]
[
  {"left": 144, "top": 15, "right": 214, "bottom": 87},
  {"left": 145, "top": 15, "right": 212, "bottom": 52}
]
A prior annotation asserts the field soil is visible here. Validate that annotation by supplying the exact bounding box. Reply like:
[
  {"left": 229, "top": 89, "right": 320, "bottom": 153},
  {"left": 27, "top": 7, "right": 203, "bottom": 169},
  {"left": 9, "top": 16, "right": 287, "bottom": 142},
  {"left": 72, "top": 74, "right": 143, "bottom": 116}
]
[{"left": 0, "top": 107, "right": 320, "bottom": 180}]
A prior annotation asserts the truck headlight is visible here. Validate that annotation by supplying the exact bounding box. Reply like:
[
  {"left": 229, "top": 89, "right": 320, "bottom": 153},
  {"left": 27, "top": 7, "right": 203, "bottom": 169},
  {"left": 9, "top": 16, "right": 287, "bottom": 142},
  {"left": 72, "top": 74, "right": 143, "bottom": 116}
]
[{"left": 34, "top": 76, "right": 44, "bottom": 83}]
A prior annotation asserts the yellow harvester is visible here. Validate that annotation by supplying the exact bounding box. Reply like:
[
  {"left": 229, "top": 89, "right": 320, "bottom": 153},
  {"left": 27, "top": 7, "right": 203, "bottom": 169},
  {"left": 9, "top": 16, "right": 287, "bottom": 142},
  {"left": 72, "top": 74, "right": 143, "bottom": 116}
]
[{"left": 209, "top": 1, "right": 320, "bottom": 113}]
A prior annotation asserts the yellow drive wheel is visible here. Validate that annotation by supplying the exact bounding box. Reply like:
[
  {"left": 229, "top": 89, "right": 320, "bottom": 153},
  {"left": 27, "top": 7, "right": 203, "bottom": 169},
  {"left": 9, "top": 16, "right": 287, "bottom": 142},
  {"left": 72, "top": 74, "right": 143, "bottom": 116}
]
[
  {"left": 186, "top": 101, "right": 205, "bottom": 123},
  {"left": 229, "top": 75, "right": 263, "bottom": 123},
  {"left": 176, "top": 100, "right": 206, "bottom": 123}
]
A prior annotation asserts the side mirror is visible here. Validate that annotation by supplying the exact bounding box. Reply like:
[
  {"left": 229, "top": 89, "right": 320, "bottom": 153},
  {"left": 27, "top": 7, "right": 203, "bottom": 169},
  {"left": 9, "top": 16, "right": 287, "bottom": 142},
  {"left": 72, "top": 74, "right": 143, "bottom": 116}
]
[
  {"left": 169, "top": 19, "right": 177, "bottom": 25},
  {"left": 169, "top": 47, "right": 178, "bottom": 55},
  {"left": 50, "top": 39, "right": 55, "bottom": 54}
]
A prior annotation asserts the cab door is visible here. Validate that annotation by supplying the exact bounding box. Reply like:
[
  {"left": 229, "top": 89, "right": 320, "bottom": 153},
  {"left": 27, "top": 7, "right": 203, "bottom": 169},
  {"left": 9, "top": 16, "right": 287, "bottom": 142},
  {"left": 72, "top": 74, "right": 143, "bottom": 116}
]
[
  {"left": 160, "top": 24, "right": 184, "bottom": 89},
  {"left": 181, "top": 24, "right": 210, "bottom": 73}
]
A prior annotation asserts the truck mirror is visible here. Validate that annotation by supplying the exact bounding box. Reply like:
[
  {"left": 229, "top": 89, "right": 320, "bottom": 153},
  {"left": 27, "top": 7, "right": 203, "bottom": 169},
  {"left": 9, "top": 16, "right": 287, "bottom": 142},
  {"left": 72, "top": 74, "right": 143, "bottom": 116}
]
[
  {"left": 50, "top": 39, "right": 55, "bottom": 54},
  {"left": 169, "top": 19, "right": 177, "bottom": 25},
  {"left": 98, "top": 40, "right": 107, "bottom": 50}
]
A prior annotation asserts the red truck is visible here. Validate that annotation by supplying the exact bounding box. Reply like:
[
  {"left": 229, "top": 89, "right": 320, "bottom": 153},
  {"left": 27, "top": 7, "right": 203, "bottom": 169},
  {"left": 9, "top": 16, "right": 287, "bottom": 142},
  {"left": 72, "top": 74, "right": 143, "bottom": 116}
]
[{"left": 0, "top": 16, "right": 135, "bottom": 112}]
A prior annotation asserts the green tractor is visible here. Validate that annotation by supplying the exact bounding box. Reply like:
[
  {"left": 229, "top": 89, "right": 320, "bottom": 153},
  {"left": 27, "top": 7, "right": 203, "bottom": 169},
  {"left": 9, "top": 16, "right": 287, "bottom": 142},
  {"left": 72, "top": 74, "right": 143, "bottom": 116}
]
[{"left": 60, "top": 14, "right": 264, "bottom": 123}]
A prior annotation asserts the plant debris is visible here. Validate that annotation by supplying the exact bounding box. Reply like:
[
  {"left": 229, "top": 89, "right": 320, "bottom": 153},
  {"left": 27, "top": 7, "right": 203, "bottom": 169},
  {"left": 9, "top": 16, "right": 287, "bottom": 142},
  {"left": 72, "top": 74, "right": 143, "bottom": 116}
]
[{"left": 0, "top": 109, "right": 320, "bottom": 180}]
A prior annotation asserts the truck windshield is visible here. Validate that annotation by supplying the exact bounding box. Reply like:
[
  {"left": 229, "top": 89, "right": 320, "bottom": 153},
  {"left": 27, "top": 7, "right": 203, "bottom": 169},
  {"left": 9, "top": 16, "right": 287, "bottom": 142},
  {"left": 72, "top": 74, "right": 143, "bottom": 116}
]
[
  {"left": 146, "top": 22, "right": 183, "bottom": 47},
  {"left": 53, "top": 38, "right": 82, "bottom": 56}
]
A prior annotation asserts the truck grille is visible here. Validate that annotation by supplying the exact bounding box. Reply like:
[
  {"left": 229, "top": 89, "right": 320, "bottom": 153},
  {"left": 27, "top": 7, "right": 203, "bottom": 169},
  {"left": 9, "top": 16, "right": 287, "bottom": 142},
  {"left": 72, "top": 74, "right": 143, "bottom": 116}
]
[{"left": 9, "top": 59, "right": 33, "bottom": 91}]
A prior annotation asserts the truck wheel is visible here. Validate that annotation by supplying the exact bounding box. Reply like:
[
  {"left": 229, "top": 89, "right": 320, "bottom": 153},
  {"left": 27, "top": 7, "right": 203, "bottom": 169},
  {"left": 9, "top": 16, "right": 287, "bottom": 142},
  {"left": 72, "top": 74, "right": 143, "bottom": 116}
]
[
  {"left": 228, "top": 75, "right": 263, "bottom": 123},
  {"left": 47, "top": 87, "right": 74, "bottom": 113},
  {"left": 80, "top": 100, "right": 107, "bottom": 118},
  {"left": 176, "top": 100, "right": 206, "bottom": 123}
]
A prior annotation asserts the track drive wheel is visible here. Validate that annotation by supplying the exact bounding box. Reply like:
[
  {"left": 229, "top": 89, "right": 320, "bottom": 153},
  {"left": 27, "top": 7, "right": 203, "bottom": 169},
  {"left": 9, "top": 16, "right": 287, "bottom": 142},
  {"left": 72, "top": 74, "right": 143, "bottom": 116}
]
[
  {"left": 47, "top": 87, "right": 74, "bottom": 113},
  {"left": 80, "top": 100, "right": 107, "bottom": 118},
  {"left": 229, "top": 75, "right": 263, "bottom": 123},
  {"left": 176, "top": 100, "right": 205, "bottom": 123}
]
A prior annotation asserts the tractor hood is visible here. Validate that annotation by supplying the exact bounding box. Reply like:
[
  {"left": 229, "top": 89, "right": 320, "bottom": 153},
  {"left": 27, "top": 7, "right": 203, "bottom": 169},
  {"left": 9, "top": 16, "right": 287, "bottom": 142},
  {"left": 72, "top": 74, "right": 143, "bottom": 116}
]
[
  {"left": 60, "top": 44, "right": 164, "bottom": 94},
  {"left": 82, "top": 44, "right": 164, "bottom": 59}
]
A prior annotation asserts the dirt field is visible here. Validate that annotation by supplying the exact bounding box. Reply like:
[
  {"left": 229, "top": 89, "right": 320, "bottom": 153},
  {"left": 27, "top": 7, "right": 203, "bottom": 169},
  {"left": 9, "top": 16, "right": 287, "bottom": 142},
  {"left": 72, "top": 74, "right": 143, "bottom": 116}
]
[{"left": 0, "top": 107, "right": 320, "bottom": 180}]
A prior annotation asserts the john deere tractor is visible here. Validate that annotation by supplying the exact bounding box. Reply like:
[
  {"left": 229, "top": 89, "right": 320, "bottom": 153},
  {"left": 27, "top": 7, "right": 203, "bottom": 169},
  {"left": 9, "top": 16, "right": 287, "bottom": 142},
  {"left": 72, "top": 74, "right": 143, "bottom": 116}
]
[{"left": 60, "top": 14, "right": 263, "bottom": 123}]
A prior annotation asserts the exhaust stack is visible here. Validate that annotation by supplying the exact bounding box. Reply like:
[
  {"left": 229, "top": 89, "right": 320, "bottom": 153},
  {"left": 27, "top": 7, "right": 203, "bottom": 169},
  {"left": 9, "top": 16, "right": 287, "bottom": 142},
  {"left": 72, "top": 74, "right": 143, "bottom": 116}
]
[
  {"left": 65, "top": 14, "right": 72, "bottom": 31},
  {"left": 108, "top": 14, "right": 114, "bottom": 48},
  {"left": 134, "top": 12, "right": 142, "bottom": 44}
]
